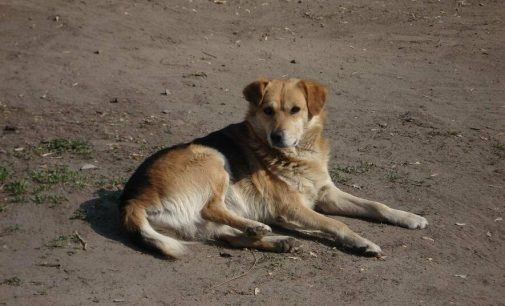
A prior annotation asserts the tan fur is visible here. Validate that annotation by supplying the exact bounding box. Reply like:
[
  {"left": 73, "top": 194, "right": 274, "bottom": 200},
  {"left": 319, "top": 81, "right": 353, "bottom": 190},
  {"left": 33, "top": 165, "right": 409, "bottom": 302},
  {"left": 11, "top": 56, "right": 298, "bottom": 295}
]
[{"left": 120, "top": 78, "right": 428, "bottom": 258}]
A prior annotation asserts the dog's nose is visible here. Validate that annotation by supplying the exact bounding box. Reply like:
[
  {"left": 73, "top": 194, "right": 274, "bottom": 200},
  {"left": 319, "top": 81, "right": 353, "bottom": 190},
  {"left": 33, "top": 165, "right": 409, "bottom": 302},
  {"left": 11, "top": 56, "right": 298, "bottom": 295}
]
[{"left": 270, "top": 130, "right": 284, "bottom": 145}]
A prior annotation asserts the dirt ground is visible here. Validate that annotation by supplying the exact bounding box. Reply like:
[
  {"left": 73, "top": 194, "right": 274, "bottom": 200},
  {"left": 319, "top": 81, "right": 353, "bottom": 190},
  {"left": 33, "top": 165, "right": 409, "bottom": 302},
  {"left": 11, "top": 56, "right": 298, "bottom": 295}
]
[{"left": 1, "top": 0, "right": 504, "bottom": 305}]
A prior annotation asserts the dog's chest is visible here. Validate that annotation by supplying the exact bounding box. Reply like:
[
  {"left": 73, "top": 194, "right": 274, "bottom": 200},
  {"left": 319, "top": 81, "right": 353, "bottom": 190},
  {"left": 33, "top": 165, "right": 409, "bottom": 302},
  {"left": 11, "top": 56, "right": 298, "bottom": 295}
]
[{"left": 273, "top": 163, "right": 325, "bottom": 202}]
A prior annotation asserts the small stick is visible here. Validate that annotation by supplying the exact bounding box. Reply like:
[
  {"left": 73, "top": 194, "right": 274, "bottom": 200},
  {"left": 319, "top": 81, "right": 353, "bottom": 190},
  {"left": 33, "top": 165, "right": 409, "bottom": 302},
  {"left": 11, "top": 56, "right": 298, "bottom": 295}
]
[
  {"left": 36, "top": 263, "right": 61, "bottom": 268},
  {"left": 74, "top": 230, "right": 87, "bottom": 250},
  {"left": 208, "top": 250, "right": 257, "bottom": 291},
  {"left": 202, "top": 51, "right": 217, "bottom": 59}
]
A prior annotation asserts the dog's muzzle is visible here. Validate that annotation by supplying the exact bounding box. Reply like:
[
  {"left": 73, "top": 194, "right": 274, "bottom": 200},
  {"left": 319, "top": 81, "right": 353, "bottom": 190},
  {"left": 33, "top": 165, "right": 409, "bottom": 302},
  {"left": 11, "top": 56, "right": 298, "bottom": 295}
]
[{"left": 269, "top": 130, "right": 297, "bottom": 148}]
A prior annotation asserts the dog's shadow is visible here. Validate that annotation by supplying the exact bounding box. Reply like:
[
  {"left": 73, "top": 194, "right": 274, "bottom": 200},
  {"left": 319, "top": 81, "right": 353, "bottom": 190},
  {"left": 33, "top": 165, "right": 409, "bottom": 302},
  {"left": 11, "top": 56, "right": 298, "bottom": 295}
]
[
  {"left": 78, "top": 189, "right": 166, "bottom": 258},
  {"left": 80, "top": 189, "right": 371, "bottom": 258}
]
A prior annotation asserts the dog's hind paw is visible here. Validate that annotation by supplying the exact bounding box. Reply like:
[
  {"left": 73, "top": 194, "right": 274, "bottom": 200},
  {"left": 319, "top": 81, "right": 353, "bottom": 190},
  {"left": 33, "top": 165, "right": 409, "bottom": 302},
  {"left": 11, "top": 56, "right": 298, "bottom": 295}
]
[
  {"left": 262, "top": 236, "right": 300, "bottom": 253},
  {"left": 245, "top": 224, "right": 272, "bottom": 237},
  {"left": 275, "top": 237, "right": 300, "bottom": 253}
]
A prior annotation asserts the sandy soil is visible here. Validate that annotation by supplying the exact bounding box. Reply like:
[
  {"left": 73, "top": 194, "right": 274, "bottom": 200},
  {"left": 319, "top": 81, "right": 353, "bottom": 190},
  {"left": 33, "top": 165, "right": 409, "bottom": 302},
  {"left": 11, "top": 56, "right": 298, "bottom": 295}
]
[{"left": 1, "top": 0, "right": 504, "bottom": 305}]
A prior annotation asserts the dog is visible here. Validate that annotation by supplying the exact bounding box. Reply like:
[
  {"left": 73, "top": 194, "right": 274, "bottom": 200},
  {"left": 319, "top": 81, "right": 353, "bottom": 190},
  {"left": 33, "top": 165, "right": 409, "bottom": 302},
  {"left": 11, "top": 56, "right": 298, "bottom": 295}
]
[{"left": 119, "top": 78, "right": 428, "bottom": 258}]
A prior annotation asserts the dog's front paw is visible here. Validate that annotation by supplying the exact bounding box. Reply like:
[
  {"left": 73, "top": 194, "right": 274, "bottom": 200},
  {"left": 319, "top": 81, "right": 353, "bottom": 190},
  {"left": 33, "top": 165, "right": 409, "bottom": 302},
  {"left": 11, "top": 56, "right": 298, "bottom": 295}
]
[
  {"left": 401, "top": 213, "right": 428, "bottom": 229},
  {"left": 245, "top": 224, "right": 272, "bottom": 236},
  {"left": 357, "top": 240, "right": 382, "bottom": 257},
  {"left": 341, "top": 235, "right": 382, "bottom": 257}
]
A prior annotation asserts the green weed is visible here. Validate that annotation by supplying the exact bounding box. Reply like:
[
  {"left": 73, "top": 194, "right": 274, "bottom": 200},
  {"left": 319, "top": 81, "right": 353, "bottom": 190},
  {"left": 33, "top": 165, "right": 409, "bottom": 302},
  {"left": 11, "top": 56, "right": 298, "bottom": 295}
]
[
  {"left": 32, "top": 194, "right": 67, "bottom": 206},
  {"left": 46, "top": 234, "right": 80, "bottom": 249},
  {"left": 336, "top": 161, "right": 374, "bottom": 175},
  {"left": 329, "top": 168, "right": 350, "bottom": 184},
  {"left": 70, "top": 207, "right": 87, "bottom": 220},
  {"left": 4, "top": 276, "right": 22, "bottom": 286},
  {"left": 95, "top": 176, "right": 126, "bottom": 190},
  {"left": 31, "top": 166, "right": 85, "bottom": 187},
  {"left": 385, "top": 169, "right": 401, "bottom": 183},
  {"left": 34, "top": 138, "right": 93, "bottom": 158},
  {"left": 0, "top": 224, "right": 21, "bottom": 235},
  {"left": 0, "top": 166, "right": 11, "bottom": 183},
  {"left": 5, "top": 180, "right": 29, "bottom": 202},
  {"left": 493, "top": 142, "right": 505, "bottom": 151}
]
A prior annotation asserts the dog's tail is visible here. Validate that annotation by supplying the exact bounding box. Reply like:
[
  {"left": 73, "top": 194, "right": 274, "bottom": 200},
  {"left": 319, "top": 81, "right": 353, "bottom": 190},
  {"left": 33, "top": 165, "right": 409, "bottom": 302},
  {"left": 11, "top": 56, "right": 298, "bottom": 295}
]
[{"left": 121, "top": 201, "right": 186, "bottom": 258}]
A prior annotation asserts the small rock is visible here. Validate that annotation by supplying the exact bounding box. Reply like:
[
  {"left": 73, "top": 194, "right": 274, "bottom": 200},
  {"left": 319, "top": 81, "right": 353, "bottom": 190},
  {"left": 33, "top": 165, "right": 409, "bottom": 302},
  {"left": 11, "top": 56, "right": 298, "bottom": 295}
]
[
  {"left": 219, "top": 252, "right": 232, "bottom": 258},
  {"left": 112, "top": 299, "right": 126, "bottom": 303},
  {"left": 376, "top": 255, "right": 387, "bottom": 261},
  {"left": 162, "top": 89, "right": 171, "bottom": 96},
  {"left": 80, "top": 164, "right": 98, "bottom": 170},
  {"left": 4, "top": 125, "right": 16, "bottom": 132},
  {"left": 309, "top": 251, "right": 317, "bottom": 257},
  {"left": 455, "top": 222, "right": 466, "bottom": 226},
  {"left": 254, "top": 287, "right": 260, "bottom": 295},
  {"left": 400, "top": 111, "right": 413, "bottom": 122},
  {"left": 94, "top": 50, "right": 101, "bottom": 54},
  {"left": 290, "top": 59, "right": 297, "bottom": 64},
  {"left": 486, "top": 231, "right": 492, "bottom": 237},
  {"left": 378, "top": 122, "right": 388, "bottom": 128},
  {"left": 454, "top": 274, "right": 467, "bottom": 279},
  {"left": 422, "top": 236, "right": 435, "bottom": 242},
  {"left": 494, "top": 217, "right": 502, "bottom": 222},
  {"left": 110, "top": 98, "right": 119, "bottom": 103}
]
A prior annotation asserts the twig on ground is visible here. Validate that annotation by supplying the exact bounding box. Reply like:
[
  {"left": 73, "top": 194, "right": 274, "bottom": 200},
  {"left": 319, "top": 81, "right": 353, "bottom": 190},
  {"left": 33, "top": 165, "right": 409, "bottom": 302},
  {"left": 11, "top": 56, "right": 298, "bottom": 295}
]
[
  {"left": 36, "top": 263, "right": 61, "bottom": 268},
  {"left": 202, "top": 51, "right": 217, "bottom": 58},
  {"left": 74, "top": 230, "right": 87, "bottom": 250},
  {"left": 208, "top": 250, "right": 257, "bottom": 291}
]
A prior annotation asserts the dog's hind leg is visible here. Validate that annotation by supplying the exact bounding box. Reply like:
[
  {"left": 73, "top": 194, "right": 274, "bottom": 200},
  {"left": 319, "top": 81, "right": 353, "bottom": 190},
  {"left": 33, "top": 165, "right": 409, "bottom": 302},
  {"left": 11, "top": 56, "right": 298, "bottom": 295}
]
[
  {"left": 316, "top": 184, "right": 428, "bottom": 229},
  {"left": 200, "top": 171, "right": 272, "bottom": 237}
]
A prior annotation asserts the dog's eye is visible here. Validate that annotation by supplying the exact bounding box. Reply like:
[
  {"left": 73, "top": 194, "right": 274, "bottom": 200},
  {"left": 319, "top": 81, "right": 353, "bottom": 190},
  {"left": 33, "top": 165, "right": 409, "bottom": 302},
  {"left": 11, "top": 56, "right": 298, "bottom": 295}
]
[
  {"left": 290, "top": 106, "right": 301, "bottom": 114},
  {"left": 263, "top": 107, "right": 274, "bottom": 116}
]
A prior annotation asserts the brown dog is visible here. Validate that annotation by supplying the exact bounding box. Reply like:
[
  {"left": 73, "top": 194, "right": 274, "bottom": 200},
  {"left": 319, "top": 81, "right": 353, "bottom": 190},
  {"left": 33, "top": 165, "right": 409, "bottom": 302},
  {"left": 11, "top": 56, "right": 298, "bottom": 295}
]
[{"left": 119, "top": 78, "right": 428, "bottom": 258}]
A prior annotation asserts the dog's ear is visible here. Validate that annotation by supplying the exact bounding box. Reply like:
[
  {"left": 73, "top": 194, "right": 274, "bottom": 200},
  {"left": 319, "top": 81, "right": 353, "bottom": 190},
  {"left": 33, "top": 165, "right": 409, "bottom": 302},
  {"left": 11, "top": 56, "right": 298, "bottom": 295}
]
[
  {"left": 243, "top": 79, "right": 269, "bottom": 106},
  {"left": 298, "top": 80, "right": 328, "bottom": 117}
]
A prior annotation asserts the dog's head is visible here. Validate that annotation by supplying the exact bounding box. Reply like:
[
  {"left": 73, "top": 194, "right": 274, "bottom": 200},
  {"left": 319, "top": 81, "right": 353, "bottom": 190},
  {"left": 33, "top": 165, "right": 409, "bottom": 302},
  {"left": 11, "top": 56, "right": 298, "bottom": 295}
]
[{"left": 243, "top": 78, "right": 327, "bottom": 149}]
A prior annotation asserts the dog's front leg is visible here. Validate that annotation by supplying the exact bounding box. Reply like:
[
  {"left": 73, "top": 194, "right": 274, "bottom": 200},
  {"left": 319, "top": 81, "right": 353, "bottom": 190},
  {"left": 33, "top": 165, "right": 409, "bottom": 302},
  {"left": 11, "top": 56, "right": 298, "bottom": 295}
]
[
  {"left": 316, "top": 184, "right": 428, "bottom": 229},
  {"left": 277, "top": 197, "right": 382, "bottom": 256}
]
